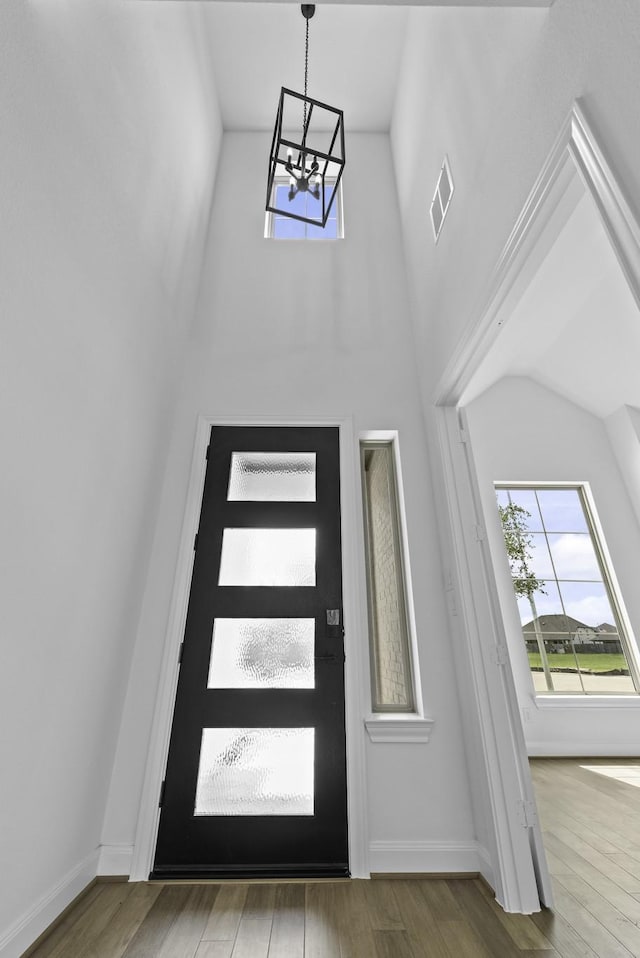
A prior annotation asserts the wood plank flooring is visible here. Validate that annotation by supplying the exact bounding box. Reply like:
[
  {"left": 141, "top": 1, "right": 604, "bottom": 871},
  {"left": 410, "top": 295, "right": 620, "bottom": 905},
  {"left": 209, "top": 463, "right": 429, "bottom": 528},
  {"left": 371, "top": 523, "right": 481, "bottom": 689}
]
[
  {"left": 530, "top": 757, "right": 640, "bottom": 958},
  {"left": 28, "top": 877, "right": 549, "bottom": 958},
  {"left": 25, "top": 758, "right": 640, "bottom": 958}
]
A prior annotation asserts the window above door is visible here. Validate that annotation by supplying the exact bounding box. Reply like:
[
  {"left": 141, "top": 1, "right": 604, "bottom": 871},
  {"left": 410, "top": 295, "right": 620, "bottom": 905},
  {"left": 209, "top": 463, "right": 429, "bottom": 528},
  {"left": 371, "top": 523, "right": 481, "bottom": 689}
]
[{"left": 265, "top": 181, "right": 343, "bottom": 240}]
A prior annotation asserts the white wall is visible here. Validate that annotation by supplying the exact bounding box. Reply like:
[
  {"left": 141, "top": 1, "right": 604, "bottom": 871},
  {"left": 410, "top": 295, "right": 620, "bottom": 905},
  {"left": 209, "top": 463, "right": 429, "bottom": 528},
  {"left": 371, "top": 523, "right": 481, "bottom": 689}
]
[
  {"left": 606, "top": 406, "right": 640, "bottom": 535},
  {"left": 467, "top": 377, "right": 640, "bottom": 754},
  {"left": 0, "top": 2, "right": 221, "bottom": 954},
  {"left": 388, "top": 0, "right": 640, "bottom": 892},
  {"left": 104, "top": 131, "right": 477, "bottom": 879},
  {"left": 391, "top": 0, "right": 640, "bottom": 397}
]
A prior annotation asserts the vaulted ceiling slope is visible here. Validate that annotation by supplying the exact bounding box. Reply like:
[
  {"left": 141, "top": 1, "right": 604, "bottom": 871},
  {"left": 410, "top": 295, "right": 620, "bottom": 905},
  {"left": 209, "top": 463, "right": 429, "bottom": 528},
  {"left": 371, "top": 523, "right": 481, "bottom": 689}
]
[{"left": 461, "top": 190, "right": 640, "bottom": 419}]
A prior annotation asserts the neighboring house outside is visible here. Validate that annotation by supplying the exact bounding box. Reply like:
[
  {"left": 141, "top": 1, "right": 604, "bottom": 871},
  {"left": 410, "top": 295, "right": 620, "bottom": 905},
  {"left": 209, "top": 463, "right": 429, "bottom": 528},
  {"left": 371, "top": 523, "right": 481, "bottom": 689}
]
[{"left": 522, "top": 615, "right": 622, "bottom": 655}]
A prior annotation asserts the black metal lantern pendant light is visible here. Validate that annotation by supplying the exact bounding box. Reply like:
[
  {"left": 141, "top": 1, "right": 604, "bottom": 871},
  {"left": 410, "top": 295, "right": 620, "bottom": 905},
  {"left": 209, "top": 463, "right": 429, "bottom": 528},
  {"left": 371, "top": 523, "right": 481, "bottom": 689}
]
[{"left": 266, "top": 4, "right": 345, "bottom": 228}]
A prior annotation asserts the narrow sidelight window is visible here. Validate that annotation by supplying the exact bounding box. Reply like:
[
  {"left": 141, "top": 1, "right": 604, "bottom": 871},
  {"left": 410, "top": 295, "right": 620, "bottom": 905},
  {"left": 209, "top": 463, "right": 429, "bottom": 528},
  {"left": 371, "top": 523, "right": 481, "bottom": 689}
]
[
  {"left": 496, "top": 485, "right": 639, "bottom": 695},
  {"left": 361, "top": 441, "right": 415, "bottom": 711}
]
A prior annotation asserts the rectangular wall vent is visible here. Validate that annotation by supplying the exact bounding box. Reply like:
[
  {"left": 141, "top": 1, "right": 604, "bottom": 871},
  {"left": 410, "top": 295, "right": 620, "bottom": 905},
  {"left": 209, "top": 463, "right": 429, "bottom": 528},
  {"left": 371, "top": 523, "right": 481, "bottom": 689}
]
[{"left": 430, "top": 156, "right": 454, "bottom": 242}]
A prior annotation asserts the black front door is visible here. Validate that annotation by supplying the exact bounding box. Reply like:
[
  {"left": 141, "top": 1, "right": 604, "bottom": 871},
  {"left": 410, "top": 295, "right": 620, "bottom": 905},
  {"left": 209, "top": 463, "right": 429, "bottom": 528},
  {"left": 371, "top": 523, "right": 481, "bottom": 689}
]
[{"left": 152, "top": 426, "right": 348, "bottom": 879}]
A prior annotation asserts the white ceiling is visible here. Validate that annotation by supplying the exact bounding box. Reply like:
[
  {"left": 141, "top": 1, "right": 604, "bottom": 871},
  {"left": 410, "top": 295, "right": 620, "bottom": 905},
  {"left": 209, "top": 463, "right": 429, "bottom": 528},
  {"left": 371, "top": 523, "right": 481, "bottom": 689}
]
[
  {"left": 201, "top": 2, "right": 409, "bottom": 132},
  {"left": 462, "top": 189, "right": 640, "bottom": 419},
  {"left": 158, "top": 0, "right": 552, "bottom": 132},
  {"left": 200, "top": 2, "right": 640, "bottom": 419}
]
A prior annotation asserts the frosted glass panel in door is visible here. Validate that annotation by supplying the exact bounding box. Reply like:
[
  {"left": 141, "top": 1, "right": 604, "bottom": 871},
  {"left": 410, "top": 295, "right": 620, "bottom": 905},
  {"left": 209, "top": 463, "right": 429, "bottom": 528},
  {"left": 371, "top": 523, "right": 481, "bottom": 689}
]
[
  {"left": 218, "top": 528, "right": 316, "bottom": 585},
  {"left": 208, "top": 618, "right": 315, "bottom": 688},
  {"left": 227, "top": 452, "right": 316, "bottom": 501},
  {"left": 194, "top": 728, "right": 315, "bottom": 816}
]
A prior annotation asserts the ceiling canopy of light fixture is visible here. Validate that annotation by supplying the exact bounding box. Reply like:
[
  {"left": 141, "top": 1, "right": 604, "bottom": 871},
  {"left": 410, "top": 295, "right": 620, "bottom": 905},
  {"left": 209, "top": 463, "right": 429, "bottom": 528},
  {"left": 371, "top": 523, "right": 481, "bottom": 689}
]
[{"left": 266, "top": 4, "right": 345, "bottom": 229}]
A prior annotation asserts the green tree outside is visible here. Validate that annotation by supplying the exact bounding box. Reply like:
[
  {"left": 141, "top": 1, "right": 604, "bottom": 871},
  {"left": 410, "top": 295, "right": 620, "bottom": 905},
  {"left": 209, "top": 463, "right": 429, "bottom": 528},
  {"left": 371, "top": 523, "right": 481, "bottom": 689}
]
[{"left": 498, "top": 501, "right": 553, "bottom": 690}]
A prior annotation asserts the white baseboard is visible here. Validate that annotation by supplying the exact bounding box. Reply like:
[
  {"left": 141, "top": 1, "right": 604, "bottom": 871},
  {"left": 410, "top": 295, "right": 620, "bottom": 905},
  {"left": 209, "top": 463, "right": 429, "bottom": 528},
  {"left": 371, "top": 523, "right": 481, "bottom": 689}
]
[
  {"left": 528, "top": 743, "right": 640, "bottom": 756},
  {"left": 368, "top": 840, "right": 480, "bottom": 874},
  {"left": 475, "top": 842, "right": 495, "bottom": 891},
  {"left": 97, "top": 843, "right": 134, "bottom": 877},
  {"left": 0, "top": 849, "right": 98, "bottom": 958}
]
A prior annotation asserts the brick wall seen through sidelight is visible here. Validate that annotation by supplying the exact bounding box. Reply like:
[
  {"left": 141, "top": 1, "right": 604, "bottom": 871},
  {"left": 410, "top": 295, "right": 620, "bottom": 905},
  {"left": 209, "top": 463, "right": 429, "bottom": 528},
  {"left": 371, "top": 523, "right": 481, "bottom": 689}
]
[{"left": 364, "top": 445, "right": 413, "bottom": 709}]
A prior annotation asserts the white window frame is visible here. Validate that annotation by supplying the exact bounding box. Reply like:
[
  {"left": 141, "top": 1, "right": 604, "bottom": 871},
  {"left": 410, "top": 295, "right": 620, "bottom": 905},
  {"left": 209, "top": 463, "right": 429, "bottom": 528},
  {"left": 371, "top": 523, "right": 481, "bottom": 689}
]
[
  {"left": 361, "top": 439, "right": 415, "bottom": 713},
  {"left": 495, "top": 481, "right": 640, "bottom": 696},
  {"left": 265, "top": 178, "right": 344, "bottom": 240},
  {"left": 357, "top": 432, "right": 432, "bottom": 744}
]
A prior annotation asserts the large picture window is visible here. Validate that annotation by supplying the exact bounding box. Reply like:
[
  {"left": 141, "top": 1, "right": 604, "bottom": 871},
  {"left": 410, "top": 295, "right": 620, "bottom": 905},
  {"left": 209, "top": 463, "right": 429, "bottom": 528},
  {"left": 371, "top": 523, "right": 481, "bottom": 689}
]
[{"left": 496, "top": 485, "right": 639, "bottom": 695}]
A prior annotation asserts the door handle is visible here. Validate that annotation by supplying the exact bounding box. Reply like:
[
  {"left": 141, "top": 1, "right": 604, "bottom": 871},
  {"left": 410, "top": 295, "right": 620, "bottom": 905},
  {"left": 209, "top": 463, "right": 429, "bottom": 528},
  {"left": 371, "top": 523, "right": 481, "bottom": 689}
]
[{"left": 325, "top": 608, "right": 344, "bottom": 639}]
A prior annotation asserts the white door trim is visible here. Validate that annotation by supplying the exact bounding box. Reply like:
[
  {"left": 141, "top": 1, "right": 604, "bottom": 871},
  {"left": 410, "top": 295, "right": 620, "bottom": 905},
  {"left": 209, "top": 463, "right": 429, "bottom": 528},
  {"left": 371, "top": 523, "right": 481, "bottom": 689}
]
[
  {"left": 430, "top": 100, "right": 640, "bottom": 912},
  {"left": 435, "top": 406, "right": 548, "bottom": 912},
  {"left": 130, "top": 415, "right": 369, "bottom": 881},
  {"left": 435, "top": 100, "right": 640, "bottom": 408}
]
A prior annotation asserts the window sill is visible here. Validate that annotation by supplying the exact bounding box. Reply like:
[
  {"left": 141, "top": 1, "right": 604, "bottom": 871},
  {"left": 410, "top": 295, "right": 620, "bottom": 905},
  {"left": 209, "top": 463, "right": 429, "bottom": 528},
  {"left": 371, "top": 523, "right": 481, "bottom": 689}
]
[
  {"left": 364, "top": 716, "right": 435, "bottom": 743},
  {"left": 266, "top": 237, "right": 343, "bottom": 242},
  {"left": 533, "top": 694, "right": 640, "bottom": 709}
]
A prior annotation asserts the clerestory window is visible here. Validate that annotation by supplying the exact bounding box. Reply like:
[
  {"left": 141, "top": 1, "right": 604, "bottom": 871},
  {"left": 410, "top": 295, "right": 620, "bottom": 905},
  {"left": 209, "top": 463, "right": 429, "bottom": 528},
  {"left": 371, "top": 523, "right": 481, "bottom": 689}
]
[
  {"left": 266, "top": 181, "right": 343, "bottom": 240},
  {"left": 496, "top": 484, "right": 639, "bottom": 695}
]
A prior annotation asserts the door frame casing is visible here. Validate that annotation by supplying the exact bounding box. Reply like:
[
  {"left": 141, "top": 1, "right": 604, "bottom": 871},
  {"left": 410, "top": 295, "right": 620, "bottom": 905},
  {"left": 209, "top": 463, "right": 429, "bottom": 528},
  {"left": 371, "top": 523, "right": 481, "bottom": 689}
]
[
  {"left": 431, "top": 100, "right": 640, "bottom": 911},
  {"left": 434, "top": 406, "right": 546, "bottom": 912},
  {"left": 130, "top": 415, "right": 369, "bottom": 881},
  {"left": 435, "top": 100, "right": 640, "bottom": 406}
]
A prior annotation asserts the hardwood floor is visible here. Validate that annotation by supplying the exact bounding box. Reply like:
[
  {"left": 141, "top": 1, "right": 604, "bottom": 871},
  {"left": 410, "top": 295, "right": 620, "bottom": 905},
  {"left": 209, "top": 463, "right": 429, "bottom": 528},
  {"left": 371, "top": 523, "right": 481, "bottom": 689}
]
[
  {"left": 25, "top": 877, "right": 548, "bottom": 958},
  {"left": 530, "top": 756, "right": 640, "bottom": 958},
  {"left": 24, "top": 758, "right": 640, "bottom": 957}
]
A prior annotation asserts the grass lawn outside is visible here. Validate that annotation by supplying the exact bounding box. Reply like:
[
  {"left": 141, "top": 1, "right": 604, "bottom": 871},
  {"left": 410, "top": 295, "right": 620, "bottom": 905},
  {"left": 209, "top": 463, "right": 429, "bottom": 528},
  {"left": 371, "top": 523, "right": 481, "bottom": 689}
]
[{"left": 528, "top": 652, "right": 629, "bottom": 673}]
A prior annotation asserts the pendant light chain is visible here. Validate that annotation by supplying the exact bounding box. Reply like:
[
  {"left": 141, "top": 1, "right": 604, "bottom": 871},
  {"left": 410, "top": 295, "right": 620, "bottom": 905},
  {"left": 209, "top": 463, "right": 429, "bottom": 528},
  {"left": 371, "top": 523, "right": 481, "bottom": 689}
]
[{"left": 303, "top": 16, "right": 309, "bottom": 134}]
